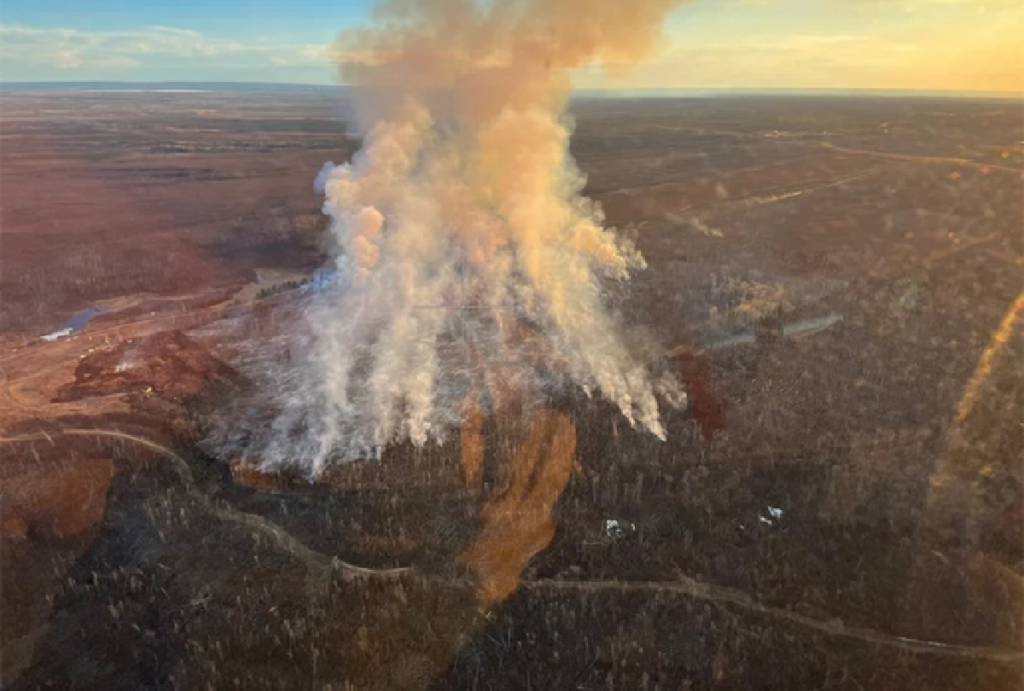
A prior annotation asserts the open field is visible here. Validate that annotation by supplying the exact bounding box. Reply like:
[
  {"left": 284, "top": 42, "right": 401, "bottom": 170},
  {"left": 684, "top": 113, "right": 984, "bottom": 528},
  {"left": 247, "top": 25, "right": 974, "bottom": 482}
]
[
  {"left": 0, "top": 88, "right": 350, "bottom": 340},
  {"left": 1, "top": 87, "right": 1022, "bottom": 690}
]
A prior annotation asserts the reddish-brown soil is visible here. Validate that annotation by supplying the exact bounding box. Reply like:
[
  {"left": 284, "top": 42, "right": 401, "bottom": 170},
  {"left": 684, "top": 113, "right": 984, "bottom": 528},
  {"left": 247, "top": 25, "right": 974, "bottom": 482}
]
[
  {"left": 54, "top": 330, "right": 243, "bottom": 403},
  {"left": 1, "top": 458, "right": 114, "bottom": 540}
]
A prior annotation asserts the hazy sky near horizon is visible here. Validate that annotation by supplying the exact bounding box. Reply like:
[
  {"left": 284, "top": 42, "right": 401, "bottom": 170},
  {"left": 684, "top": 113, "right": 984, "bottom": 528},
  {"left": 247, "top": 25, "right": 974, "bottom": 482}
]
[{"left": 0, "top": 0, "right": 1021, "bottom": 93}]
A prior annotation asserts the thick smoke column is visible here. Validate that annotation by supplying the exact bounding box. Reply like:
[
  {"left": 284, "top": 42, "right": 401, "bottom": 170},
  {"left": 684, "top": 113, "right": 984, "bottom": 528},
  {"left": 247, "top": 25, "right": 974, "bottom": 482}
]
[{"left": 254, "top": 0, "right": 689, "bottom": 474}]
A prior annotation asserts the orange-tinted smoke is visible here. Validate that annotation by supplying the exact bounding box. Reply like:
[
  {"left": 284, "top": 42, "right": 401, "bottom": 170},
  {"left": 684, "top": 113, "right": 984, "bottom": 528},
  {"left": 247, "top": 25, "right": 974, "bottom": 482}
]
[
  {"left": 336, "top": 0, "right": 690, "bottom": 127},
  {"left": 261, "top": 0, "right": 691, "bottom": 472}
]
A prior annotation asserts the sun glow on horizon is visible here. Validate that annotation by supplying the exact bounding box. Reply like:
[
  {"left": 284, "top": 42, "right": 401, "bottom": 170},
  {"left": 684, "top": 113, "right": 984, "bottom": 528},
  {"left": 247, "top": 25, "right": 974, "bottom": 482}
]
[{"left": 0, "top": 0, "right": 1021, "bottom": 94}]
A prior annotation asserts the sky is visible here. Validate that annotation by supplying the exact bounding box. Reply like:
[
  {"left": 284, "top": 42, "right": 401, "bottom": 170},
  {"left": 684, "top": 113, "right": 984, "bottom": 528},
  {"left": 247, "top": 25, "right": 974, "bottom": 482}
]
[{"left": 0, "top": 0, "right": 1021, "bottom": 94}]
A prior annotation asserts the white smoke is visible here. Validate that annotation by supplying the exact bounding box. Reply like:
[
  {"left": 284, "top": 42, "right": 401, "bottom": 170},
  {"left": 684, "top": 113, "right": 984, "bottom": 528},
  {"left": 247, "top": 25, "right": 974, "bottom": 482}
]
[{"left": 233, "top": 0, "right": 689, "bottom": 474}]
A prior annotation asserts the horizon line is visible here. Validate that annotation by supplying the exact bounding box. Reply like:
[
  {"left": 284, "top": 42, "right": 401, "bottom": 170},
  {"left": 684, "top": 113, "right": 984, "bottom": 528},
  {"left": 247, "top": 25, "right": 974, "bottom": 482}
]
[{"left": 1, "top": 80, "right": 1021, "bottom": 100}]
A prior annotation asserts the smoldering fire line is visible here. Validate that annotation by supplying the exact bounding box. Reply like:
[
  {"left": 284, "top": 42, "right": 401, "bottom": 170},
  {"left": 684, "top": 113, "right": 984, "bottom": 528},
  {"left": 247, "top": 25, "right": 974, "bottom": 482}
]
[{"left": 227, "top": 0, "right": 693, "bottom": 473}]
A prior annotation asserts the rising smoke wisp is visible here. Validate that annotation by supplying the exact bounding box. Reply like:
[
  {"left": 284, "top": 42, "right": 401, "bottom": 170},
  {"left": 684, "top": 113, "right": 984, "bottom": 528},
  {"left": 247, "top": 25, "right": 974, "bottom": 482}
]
[{"left": 244, "top": 0, "right": 689, "bottom": 474}]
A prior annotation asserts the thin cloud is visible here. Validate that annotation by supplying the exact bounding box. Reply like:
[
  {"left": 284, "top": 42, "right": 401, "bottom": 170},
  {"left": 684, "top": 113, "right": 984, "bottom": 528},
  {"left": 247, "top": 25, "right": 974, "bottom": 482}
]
[{"left": 0, "top": 24, "right": 331, "bottom": 73}]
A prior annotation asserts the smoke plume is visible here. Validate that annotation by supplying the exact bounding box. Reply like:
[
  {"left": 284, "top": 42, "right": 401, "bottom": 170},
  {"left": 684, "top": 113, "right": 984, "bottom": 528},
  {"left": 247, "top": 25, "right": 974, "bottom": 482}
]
[{"left": 246, "top": 0, "right": 689, "bottom": 474}]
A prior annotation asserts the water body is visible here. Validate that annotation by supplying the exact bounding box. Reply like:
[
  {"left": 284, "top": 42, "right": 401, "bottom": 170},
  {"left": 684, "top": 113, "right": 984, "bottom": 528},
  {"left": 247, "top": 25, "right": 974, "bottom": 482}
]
[
  {"left": 63, "top": 307, "right": 104, "bottom": 332},
  {"left": 40, "top": 307, "right": 105, "bottom": 342}
]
